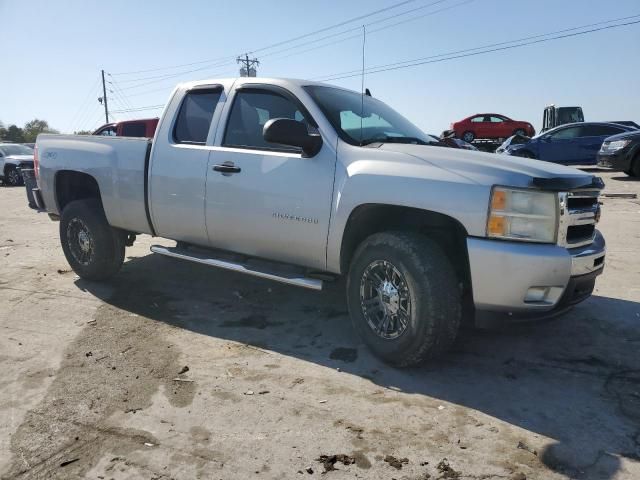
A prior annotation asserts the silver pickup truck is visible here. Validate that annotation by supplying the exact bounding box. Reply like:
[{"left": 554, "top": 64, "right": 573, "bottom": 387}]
[{"left": 32, "top": 77, "right": 605, "bottom": 366}]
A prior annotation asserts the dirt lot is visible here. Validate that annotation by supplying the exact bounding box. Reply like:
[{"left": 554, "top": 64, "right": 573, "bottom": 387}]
[{"left": 1, "top": 170, "right": 639, "bottom": 480}]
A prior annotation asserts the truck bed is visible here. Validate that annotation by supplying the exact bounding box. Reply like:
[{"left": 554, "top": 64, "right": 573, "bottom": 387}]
[{"left": 36, "top": 134, "right": 153, "bottom": 234}]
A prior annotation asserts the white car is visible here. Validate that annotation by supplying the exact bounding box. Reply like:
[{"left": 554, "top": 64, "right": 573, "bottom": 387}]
[{"left": 0, "top": 143, "right": 34, "bottom": 186}]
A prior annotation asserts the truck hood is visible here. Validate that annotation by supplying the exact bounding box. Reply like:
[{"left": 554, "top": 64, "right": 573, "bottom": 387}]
[
  {"left": 378, "top": 143, "right": 594, "bottom": 190},
  {"left": 4, "top": 154, "right": 34, "bottom": 163}
]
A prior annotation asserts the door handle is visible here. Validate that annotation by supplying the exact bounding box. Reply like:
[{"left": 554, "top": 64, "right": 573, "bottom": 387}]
[{"left": 213, "top": 162, "right": 241, "bottom": 174}]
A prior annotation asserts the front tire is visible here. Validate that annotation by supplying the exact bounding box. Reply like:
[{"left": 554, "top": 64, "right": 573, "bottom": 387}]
[
  {"left": 631, "top": 155, "right": 640, "bottom": 177},
  {"left": 60, "top": 199, "right": 125, "bottom": 281},
  {"left": 346, "top": 232, "right": 461, "bottom": 367},
  {"left": 5, "top": 167, "right": 23, "bottom": 186}
]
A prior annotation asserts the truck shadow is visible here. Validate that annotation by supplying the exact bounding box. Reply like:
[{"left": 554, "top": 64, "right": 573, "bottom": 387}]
[{"left": 76, "top": 253, "right": 640, "bottom": 479}]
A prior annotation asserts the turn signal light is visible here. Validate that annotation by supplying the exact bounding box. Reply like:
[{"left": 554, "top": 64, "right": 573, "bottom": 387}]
[{"left": 487, "top": 215, "right": 505, "bottom": 236}]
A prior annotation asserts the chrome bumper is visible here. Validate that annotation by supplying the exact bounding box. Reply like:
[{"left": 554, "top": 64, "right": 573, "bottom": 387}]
[{"left": 467, "top": 230, "right": 605, "bottom": 313}]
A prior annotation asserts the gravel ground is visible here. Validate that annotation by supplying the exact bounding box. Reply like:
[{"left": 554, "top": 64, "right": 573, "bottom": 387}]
[{"left": 0, "top": 170, "right": 639, "bottom": 480}]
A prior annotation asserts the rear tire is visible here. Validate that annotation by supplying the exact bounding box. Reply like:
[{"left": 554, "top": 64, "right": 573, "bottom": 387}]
[
  {"left": 513, "top": 129, "right": 526, "bottom": 137},
  {"left": 346, "top": 232, "right": 461, "bottom": 367},
  {"left": 60, "top": 199, "right": 125, "bottom": 281},
  {"left": 462, "top": 131, "right": 475, "bottom": 143}
]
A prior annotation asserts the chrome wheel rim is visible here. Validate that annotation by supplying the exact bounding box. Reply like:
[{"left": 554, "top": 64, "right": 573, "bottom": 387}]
[
  {"left": 463, "top": 132, "right": 474, "bottom": 142},
  {"left": 67, "top": 218, "right": 94, "bottom": 266},
  {"left": 359, "top": 260, "right": 411, "bottom": 340}
]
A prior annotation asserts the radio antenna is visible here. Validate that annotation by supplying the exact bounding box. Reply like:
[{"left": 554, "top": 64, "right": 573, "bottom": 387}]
[{"left": 359, "top": 25, "right": 366, "bottom": 146}]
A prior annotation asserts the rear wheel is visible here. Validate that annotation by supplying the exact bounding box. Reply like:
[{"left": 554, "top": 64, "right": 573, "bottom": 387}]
[
  {"left": 513, "top": 129, "right": 526, "bottom": 137},
  {"left": 462, "top": 131, "right": 475, "bottom": 143},
  {"left": 346, "top": 232, "right": 461, "bottom": 367},
  {"left": 60, "top": 199, "right": 125, "bottom": 281}
]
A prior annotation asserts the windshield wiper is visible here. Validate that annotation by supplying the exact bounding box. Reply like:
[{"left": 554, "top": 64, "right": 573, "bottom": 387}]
[{"left": 361, "top": 136, "right": 435, "bottom": 146}]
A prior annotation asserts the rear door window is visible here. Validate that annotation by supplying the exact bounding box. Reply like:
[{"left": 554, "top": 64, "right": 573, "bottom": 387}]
[
  {"left": 121, "top": 122, "right": 146, "bottom": 137},
  {"left": 580, "top": 125, "right": 625, "bottom": 137},
  {"left": 173, "top": 88, "right": 222, "bottom": 144}
]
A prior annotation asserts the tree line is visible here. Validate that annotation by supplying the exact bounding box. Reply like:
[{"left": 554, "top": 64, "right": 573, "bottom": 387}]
[{"left": 0, "top": 119, "right": 81, "bottom": 143}]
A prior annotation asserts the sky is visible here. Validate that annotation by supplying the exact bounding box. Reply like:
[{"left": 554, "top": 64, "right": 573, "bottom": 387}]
[{"left": 1, "top": 0, "right": 639, "bottom": 135}]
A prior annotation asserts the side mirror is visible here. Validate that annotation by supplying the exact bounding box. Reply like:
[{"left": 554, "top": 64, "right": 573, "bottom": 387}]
[{"left": 263, "top": 118, "right": 323, "bottom": 158}]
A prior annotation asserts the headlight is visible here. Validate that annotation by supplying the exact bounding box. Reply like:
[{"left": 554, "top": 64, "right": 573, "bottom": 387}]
[
  {"left": 600, "top": 139, "right": 631, "bottom": 153},
  {"left": 487, "top": 187, "right": 557, "bottom": 243}
]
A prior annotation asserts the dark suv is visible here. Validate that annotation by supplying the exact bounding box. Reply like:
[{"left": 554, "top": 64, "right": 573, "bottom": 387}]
[{"left": 597, "top": 130, "right": 640, "bottom": 176}]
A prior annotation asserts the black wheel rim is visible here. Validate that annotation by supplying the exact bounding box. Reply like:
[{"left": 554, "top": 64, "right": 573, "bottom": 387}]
[
  {"left": 8, "top": 170, "right": 19, "bottom": 185},
  {"left": 67, "top": 218, "right": 94, "bottom": 266},
  {"left": 359, "top": 260, "right": 411, "bottom": 340}
]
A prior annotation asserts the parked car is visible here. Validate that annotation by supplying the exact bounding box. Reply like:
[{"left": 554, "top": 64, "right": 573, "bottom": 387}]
[
  {"left": 502, "top": 122, "right": 636, "bottom": 165},
  {"left": 0, "top": 143, "right": 34, "bottom": 186},
  {"left": 93, "top": 118, "right": 159, "bottom": 138},
  {"left": 597, "top": 129, "right": 640, "bottom": 176},
  {"left": 495, "top": 133, "right": 531, "bottom": 154},
  {"left": 451, "top": 114, "right": 535, "bottom": 143},
  {"left": 605, "top": 121, "right": 640, "bottom": 130},
  {"left": 33, "top": 77, "right": 605, "bottom": 367}
]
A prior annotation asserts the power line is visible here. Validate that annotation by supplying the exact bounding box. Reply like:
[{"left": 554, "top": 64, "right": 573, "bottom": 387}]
[
  {"left": 265, "top": 0, "right": 472, "bottom": 65},
  {"left": 106, "top": 0, "right": 423, "bottom": 78},
  {"left": 260, "top": 0, "right": 453, "bottom": 61},
  {"left": 317, "top": 15, "right": 640, "bottom": 81},
  {"left": 66, "top": 74, "right": 101, "bottom": 133},
  {"left": 110, "top": 104, "right": 165, "bottom": 113}
]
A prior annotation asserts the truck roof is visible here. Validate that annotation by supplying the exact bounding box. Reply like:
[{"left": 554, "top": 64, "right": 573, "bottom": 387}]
[{"left": 176, "top": 77, "right": 345, "bottom": 92}]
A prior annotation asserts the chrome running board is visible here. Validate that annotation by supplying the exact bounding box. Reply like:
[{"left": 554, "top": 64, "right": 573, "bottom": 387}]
[{"left": 150, "top": 245, "right": 323, "bottom": 290}]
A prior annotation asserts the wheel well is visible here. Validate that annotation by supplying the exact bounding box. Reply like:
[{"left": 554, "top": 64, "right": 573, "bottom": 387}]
[
  {"left": 340, "top": 204, "right": 472, "bottom": 291},
  {"left": 55, "top": 170, "right": 101, "bottom": 212}
]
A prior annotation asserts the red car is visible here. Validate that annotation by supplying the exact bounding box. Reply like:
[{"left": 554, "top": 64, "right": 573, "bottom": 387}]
[{"left": 451, "top": 114, "right": 535, "bottom": 143}]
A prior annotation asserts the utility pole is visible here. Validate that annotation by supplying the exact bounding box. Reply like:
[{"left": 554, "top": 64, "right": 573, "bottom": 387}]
[
  {"left": 236, "top": 54, "right": 259, "bottom": 77},
  {"left": 100, "top": 69, "right": 109, "bottom": 123}
]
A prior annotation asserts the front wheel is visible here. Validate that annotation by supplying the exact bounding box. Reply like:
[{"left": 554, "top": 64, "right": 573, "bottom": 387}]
[
  {"left": 60, "top": 199, "right": 125, "bottom": 281},
  {"left": 346, "top": 232, "right": 461, "bottom": 367},
  {"left": 5, "top": 167, "right": 23, "bottom": 186}
]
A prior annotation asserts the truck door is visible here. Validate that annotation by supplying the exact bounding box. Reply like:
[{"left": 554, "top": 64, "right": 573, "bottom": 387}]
[
  {"left": 148, "top": 85, "right": 226, "bottom": 245},
  {"left": 205, "top": 85, "right": 336, "bottom": 270}
]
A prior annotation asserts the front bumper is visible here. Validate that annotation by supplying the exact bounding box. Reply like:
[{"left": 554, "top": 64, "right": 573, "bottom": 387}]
[
  {"left": 596, "top": 152, "right": 631, "bottom": 171},
  {"left": 467, "top": 230, "right": 605, "bottom": 315}
]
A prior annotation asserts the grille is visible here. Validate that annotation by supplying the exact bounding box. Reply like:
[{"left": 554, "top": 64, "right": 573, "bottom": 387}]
[{"left": 558, "top": 190, "right": 600, "bottom": 248}]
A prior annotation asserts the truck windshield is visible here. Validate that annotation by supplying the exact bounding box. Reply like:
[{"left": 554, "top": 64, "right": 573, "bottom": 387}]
[
  {"left": 304, "top": 85, "right": 435, "bottom": 146},
  {"left": 557, "top": 107, "right": 584, "bottom": 124},
  {"left": 0, "top": 144, "right": 34, "bottom": 155}
]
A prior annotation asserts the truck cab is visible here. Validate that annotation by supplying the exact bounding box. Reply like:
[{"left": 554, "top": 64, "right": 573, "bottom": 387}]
[{"left": 542, "top": 105, "right": 584, "bottom": 133}]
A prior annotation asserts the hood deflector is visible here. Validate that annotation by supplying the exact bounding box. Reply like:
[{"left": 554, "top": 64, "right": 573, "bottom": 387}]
[{"left": 531, "top": 176, "right": 605, "bottom": 191}]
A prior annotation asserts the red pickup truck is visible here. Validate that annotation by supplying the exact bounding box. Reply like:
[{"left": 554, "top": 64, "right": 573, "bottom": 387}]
[{"left": 93, "top": 118, "right": 159, "bottom": 138}]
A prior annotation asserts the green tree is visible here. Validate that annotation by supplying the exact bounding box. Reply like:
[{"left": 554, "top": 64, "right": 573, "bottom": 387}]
[
  {"left": 22, "top": 119, "right": 59, "bottom": 143},
  {"left": 73, "top": 130, "right": 93, "bottom": 135},
  {"left": 4, "top": 125, "right": 25, "bottom": 143}
]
